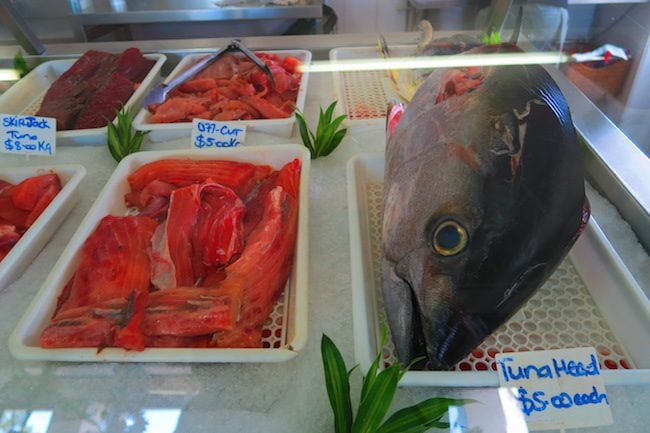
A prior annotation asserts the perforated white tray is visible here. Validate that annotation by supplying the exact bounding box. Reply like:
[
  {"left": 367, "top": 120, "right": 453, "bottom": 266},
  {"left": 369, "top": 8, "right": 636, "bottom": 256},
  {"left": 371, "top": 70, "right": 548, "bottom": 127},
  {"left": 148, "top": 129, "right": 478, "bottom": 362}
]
[
  {"left": 134, "top": 50, "right": 311, "bottom": 141},
  {"left": 9, "top": 144, "right": 310, "bottom": 362},
  {"left": 0, "top": 53, "right": 166, "bottom": 146},
  {"left": 330, "top": 46, "right": 415, "bottom": 130},
  {"left": 347, "top": 154, "right": 650, "bottom": 386},
  {"left": 0, "top": 164, "right": 86, "bottom": 290}
]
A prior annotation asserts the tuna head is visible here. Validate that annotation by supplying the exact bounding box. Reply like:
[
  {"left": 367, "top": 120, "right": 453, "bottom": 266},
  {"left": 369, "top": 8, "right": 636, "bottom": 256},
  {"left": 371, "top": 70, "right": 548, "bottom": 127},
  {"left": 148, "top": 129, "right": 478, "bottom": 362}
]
[{"left": 381, "top": 54, "right": 589, "bottom": 370}]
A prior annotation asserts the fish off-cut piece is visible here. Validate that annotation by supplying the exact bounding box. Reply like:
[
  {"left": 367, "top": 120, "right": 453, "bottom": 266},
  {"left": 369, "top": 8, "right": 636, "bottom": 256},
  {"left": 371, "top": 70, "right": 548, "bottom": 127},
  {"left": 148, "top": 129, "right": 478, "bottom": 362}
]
[
  {"left": 148, "top": 51, "right": 302, "bottom": 123},
  {"left": 40, "top": 297, "right": 129, "bottom": 349},
  {"left": 211, "top": 160, "right": 301, "bottom": 348},
  {"left": 55, "top": 215, "right": 158, "bottom": 314},
  {"left": 0, "top": 173, "right": 62, "bottom": 229},
  {"left": 0, "top": 224, "right": 21, "bottom": 261},
  {"left": 40, "top": 291, "right": 149, "bottom": 351},
  {"left": 0, "top": 173, "right": 62, "bottom": 261},
  {"left": 42, "top": 216, "right": 158, "bottom": 350},
  {"left": 125, "top": 159, "right": 272, "bottom": 212},
  {"left": 142, "top": 287, "right": 234, "bottom": 337},
  {"left": 10, "top": 173, "right": 62, "bottom": 227},
  {"left": 141, "top": 159, "right": 301, "bottom": 347},
  {"left": 381, "top": 44, "right": 589, "bottom": 370},
  {"left": 149, "top": 182, "right": 245, "bottom": 290}
]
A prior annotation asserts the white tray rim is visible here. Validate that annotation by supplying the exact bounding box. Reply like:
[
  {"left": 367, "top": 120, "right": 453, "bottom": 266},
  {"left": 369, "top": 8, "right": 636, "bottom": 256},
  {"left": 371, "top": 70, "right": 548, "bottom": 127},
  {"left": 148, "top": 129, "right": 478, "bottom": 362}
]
[
  {"left": 0, "top": 164, "right": 86, "bottom": 290},
  {"left": 346, "top": 153, "right": 650, "bottom": 387},
  {"left": 9, "top": 144, "right": 310, "bottom": 363}
]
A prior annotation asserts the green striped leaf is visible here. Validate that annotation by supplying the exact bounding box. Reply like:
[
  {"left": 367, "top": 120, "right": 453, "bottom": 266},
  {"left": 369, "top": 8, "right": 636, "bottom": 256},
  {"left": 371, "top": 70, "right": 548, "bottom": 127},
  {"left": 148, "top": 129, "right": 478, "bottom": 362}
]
[
  {"left": 295, "top": 101, "right": 347, "bottom": 159},
  {"left": 321, "top": 334, "right": 353, "bottom": 433},
  {"left": 351, "top": 365, "right": 400, "bottom": 433},
  {"left": 376, "top": 398, "right": 472, "bottom": 433}
]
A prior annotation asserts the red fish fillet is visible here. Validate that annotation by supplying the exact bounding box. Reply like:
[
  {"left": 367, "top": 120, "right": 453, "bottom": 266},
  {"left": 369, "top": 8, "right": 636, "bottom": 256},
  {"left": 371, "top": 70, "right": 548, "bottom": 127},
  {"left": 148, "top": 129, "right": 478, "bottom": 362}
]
[
  {"left": 148, "top": 52, "right": 301, "bottom": 123},
  {"left": 149, "top": 182, "right": 245, "bottom": 289},
  {"left": 0, "top": 174, "right": 62, "bottom": 261},
  {"left": 126, "top": 159, "right": 272, "bottom": 208},
  {"left": 211, "top": 184, "right": 299, "bottom": 347},
  {"left": 55, "top": 215, "right": 158, "bottom": 313},
  {"left": 40, "top": 297, "right": 127, "bottom": 348},
  {"left": 143, "top": 288, "right": 234, "bottom": 337}
]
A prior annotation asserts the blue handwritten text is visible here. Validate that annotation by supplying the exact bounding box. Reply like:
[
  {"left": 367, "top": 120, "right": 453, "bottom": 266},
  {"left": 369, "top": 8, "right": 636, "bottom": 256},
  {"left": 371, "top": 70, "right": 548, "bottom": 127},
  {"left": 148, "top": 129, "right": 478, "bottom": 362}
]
[
  {"left": 497, "top": 354, "right": 600, "bottom": 383},
  {"left": 196, "top": 122, "right": 243, "bottom": 137},
  {"left": 516, "top": 386, "right": 609, "bottom": 417},
  {"left": 2, "top": 115, "right": 51, "bottom": 129},
  {"left": 193, "top": 134, "right": 239, "bottom": 149}
]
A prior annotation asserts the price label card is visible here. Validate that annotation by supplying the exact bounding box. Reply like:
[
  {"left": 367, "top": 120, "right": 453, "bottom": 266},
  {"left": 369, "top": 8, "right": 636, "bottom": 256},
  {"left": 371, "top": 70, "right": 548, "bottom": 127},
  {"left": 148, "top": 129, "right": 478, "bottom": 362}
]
[
  {"left": 496, "top": 347, "right": 613, "bottom": 431},
  {"left": 0, "top": 114, "right": 56, "bottom": 156},
  {"left": 190, "top": 119, "right": 246, "bottom": 149}
]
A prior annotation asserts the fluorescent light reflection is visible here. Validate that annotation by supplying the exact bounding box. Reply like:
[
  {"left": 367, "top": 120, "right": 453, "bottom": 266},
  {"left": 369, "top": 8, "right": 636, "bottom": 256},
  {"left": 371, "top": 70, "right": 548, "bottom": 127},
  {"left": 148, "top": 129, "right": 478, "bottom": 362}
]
[
  {"left": 0, "top": 69, "right": 20, "bottom": 81},
  {"left": 498, "top": 387, "right": 530, "bottom": 433},
  {"left": 0, "top": 409, "right": 53, "bottom": 433},
  {"left": 300, "top": 52, "right": 569, "bottom": 74},
  {"left": 448, "top": 404, "right": 468, "bottom": 433},
  {"left": 143, "top": 409, "right": 182, "bottom": 433}
]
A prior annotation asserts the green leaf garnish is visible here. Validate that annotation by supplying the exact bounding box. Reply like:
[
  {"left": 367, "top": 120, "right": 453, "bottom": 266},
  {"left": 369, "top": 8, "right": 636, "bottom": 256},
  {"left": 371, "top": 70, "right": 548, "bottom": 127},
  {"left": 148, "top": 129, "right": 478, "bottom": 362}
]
[
  {"left": 481, "top": 31, "right": 501, "bottom": 45},
  {"left": 321, "top": 331, "right": 473, "bottom": 433},
  {"left": 107, "top": 107, "right": 149, "bottom": 162},
  {"left": 322, "top": 334, "right": 354, "bottom": 433},
  {"left": 13, "top": 52, "right": 31, "bottom": 78},
  {"left": 295, "top": 101, "right": 347, "bottom": 159}
]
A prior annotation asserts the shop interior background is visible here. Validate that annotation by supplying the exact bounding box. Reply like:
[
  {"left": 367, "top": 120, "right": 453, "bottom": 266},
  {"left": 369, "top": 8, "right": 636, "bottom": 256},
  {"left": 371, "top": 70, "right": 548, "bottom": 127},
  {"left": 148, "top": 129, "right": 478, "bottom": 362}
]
[{"left": 0, "top": 0, "right": 647, "bottom": 155}]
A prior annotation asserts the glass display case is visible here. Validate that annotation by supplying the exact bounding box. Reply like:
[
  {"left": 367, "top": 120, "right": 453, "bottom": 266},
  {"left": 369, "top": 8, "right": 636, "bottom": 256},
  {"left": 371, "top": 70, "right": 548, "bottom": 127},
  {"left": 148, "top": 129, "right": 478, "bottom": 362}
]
[{"left": 0, "top": 1, "right": 648, "bottom": 432}]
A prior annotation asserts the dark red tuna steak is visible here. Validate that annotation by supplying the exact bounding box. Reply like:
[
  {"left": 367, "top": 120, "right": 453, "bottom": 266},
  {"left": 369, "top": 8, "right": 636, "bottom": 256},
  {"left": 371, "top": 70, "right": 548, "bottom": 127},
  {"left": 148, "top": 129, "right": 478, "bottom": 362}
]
[
  {"left": 35, "top": 48, "right": 152, "bottom": 130},
  {"left": 117, "top": 47, "right": 155, "bottom": 82},
  {"left": 74, "top": 72, "right": 135, "bottom": 129}
]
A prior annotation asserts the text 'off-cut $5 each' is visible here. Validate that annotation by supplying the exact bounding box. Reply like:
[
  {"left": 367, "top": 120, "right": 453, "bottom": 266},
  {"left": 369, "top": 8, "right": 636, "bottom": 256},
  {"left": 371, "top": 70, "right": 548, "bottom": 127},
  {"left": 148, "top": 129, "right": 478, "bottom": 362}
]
[{"left": 190, "top": 119, "right": 246, "bottom": 150}]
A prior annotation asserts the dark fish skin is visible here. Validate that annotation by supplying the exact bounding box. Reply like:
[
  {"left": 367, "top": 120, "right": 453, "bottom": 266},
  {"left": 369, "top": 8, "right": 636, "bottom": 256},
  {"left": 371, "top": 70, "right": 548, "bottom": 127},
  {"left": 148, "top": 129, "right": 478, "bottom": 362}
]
[{"left": 381, "top": 45, "right": 589, "bottom": 370}]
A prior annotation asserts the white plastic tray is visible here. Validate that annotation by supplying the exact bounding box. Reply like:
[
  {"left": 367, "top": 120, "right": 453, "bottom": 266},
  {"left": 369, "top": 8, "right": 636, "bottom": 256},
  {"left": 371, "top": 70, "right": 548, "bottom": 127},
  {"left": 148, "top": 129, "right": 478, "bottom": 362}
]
[
  {"left": 9, "top": 144, "right": 310, "bottom": 363},
  {"left": 0, "top": 164, "right": 86, "bottom": 290},
  {"left": 133, "top": 50, "right": 312, "bottom": 141},
  {"left": 330, "top": 46, "right": 415, "bottom": 131},
  {"left": 347, "top": 154, "right": 650, "bottom": 386},
  {"left": 0, "top": 53, "right": 166, "bottom": 146}
]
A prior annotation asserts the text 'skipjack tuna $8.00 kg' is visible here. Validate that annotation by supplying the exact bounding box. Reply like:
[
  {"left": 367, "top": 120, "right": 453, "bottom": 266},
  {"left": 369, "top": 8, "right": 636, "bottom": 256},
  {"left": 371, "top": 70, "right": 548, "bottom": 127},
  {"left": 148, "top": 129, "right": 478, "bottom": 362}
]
[{"left": 381, "top": 45, "right": 590, "bottom": 370}]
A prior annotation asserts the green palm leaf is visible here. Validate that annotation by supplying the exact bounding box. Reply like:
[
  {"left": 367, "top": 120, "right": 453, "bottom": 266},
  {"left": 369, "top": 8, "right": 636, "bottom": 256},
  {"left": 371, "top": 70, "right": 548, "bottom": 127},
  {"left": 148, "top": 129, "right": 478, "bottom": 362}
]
[{"left": 322, "top": 334, "right": 353, "bottom": 433}]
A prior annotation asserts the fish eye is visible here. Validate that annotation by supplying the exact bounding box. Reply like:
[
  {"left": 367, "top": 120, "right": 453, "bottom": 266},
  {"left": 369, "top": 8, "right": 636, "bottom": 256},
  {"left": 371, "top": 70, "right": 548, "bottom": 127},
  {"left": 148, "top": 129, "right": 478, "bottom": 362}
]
[{"left": 432, "top": 220, "right": 468, "bottom": 256}]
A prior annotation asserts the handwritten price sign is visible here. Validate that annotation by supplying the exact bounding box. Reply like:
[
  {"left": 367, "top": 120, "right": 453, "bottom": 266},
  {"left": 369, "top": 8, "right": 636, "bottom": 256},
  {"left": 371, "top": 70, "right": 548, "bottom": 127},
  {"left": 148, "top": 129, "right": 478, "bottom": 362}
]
[
  {"left": 0, "top": 114, "right": 56, "bottom": 156},
  {"left": 496, "top": 347, "right": 613, "bottom": 431},
  {"left": 190, "top": 119, "right": 246, "bottom": 149}
]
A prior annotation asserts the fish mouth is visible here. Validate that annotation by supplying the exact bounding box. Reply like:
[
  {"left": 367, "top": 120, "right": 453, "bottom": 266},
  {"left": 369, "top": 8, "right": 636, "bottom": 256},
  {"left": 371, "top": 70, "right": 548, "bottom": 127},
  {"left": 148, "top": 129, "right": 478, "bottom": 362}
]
[{"left": 391, "top": 256, "right": 488, "bottom": 371}]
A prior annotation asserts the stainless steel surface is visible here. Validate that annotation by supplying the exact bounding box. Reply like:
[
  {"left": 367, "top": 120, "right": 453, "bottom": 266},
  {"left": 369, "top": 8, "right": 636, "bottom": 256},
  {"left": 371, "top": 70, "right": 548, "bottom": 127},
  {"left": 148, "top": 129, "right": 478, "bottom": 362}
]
[
  {"left": 547, "top": 65, "right": 650, "bottom": 251},
  {"left": 0, "top": 0, "right": 45, "bottom": 54},
  {"left": 69, "top": 0, "right": 322, "bottom": 24}
]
